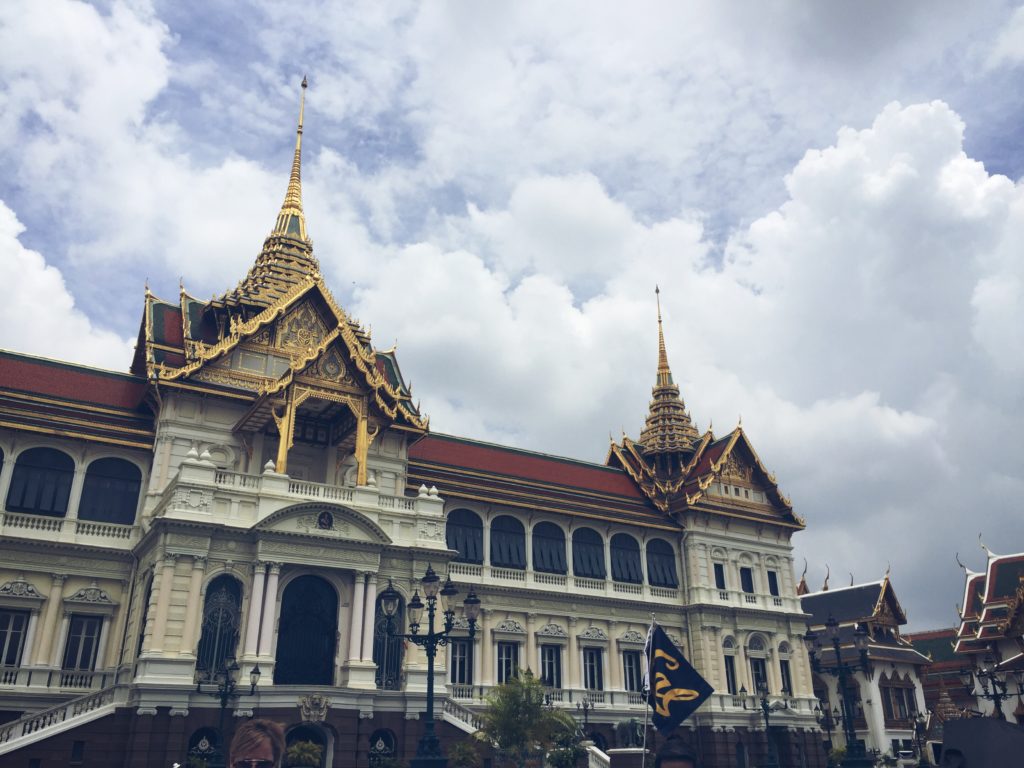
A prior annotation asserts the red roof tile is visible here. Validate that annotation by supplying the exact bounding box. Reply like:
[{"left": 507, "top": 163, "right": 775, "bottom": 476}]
[
  {"left": 0, "top": 351, "right": 148, "bottom": 410},
  {"left": 410, "top": 434, "right": 644, "bottom": 499}
]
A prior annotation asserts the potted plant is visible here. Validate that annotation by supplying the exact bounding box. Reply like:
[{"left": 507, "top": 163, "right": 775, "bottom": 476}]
[{"left": 285, "top": 740, "right": 324, "bottom": 768}]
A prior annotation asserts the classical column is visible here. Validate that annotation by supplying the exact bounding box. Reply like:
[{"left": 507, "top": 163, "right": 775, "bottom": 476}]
[
  {"left": 525, "top": 614, "right": 537, "bottom": 676},
  {"left": 567, "top": 617, "right": 579, "bottom": 690},
  {"left": 524, "top": 525, "right": 534, "bottom": 572},
  {"left": 609, "top": 622, "right": 622, "bottom": 691},
  {"left": 360, "top": 574, "right": 377, "bottom": 662},
  {"left": 34, "top": 574, "right": 67, "bottom": 666},
  {"left": 348, "top": 572, "right": 367, "bottom": 662},
  {"left": 257, "top": 563, "right": 281, "bottom": 657},
  {"left": 51, "top": 612, "right": 71, "bottom": 667},
  {"left": 64, "top": 466, "right": 87, "bottom": 523},
  {"left": 22, "top": 610, "right": 39, "bottom": 665},
  {"left": 479, "top": 610, "right": 492, "bottom": 686},
  {"left": 150, "top": 555, "right": 178, "bottom": 652},
  {"left": 243, "top": 562, "right": 266, "bottom": 657},
  {"left": 179, "top": 557, "right": 207, "bottom": 657},
  {"left": 94, "top": 617, "right": 111, "bottom": 669}
]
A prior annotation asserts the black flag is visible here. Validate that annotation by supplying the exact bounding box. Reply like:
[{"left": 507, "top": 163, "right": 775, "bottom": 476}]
[{"left": 644, "top": 622, "right": 713, "bottom": 734}]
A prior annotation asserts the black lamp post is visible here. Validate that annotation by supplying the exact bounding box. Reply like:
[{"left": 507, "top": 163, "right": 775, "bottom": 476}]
[
  {"left": 380, "top": 566, "right": 480, "bottom": 768},
  {"left": 815, "top": 702, "right": 838, "bottom": 768},
  {"left": 804, "top": 616, "right": 873, "bottom": 768},
  {"left": 740, "top": 681, "right": 781, "bottom": 768},
  {"left": 196, "top": 656, "right": 260, "bottom": 766},
  {"left": 958, "top": 653, "right": 1021, "bottom": 720},
  {"left": 912, "top": 712, "right": 929, "bottom": 768},
  {"left": 576, "top": 695, "right": 593, "bottom": 733}
]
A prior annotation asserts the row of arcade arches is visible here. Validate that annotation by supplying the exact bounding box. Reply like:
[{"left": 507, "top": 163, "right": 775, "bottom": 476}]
[
  {"left": 446, "top": 509, "right": 679, "bottom": 588},
  {"left": 195, "top": 574, "right": 405, "bottom": 689},
  {"left": 1, "top": 447, "right": 142, "bottom": 524}
]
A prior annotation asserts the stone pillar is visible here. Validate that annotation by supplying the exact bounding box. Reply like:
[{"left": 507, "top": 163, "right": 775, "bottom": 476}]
[
  {"left": 33, "top": 574, "right": 66, "bottom": 665},
  {"left": 64, "top": 466, "right": 87, "bottom": 523},
  {"left": 482, "top": 516, "right": 492, "bottom": 577},
  {"left": 349, "top": 573, "right": 366, "bottom": 661},
  {"left": 94, "top": 617, "right": 111, "bottom": 669},
  {"left": 525, "top": 525, "right": 533, "bottom": 572},
  {"left": 609, "top": 622, "right": 622, "bottom": 691},
  {"left": 51, "top": 612, "right": 71, "bottom": 667},
  {"left": 360, "top": 573, "right": 377, "bottom": 662},
  {"left": 243, "top": 562, "right": 266, "bottom": 657},
  {"left": 479, "top": 610, "right": 493, "bottom": 685},
  {"left": 257, "top": 563, "right": 281, "bottom": 657},
  {"left": 22, "top": 609, "right": 39, "bottom": 665},
  {"left": 179, "top": 557, "right": 207, "bottom": 657},
  {"left": 150, "top": 554, "right": 178, "bottom": 652},
  {"left": 525, "top": 613, "right": 537, "bottom": 676},
  {"left": 568, "top": 617, "right": 579, "bottom": 690}
]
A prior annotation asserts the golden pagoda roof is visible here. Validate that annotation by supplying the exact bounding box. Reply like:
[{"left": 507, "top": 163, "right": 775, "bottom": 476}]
[
  {"left": 636, "top": 287, "right": 700, "bottom": 454},
  {"left": 212, "top": 77, "right": 319, "bottom": 310}
]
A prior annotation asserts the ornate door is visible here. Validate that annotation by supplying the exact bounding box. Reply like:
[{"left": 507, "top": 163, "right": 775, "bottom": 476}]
[{"left": 274, "top": 575, "right": 338, "bottom": 685}]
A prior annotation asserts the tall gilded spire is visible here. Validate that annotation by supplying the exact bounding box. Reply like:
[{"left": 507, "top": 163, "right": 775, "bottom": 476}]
[
  {"left": 655, "top": 286, "right": 673, "bottom": 387},
  {"left": 272, "top": 76, "right": 309, "bottom": 241},
  {"left": 638, "top": 286, "right": 700, "bottom": 455},
  {"left": 209, "top": 77, "right": 319, "bottom": 311}
]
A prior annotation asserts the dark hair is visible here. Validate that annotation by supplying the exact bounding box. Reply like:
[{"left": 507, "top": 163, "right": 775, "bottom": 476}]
[
  {"left": 655, "top": 736, "right": 698, "bottom": 768},
  {"left": 229, "top": 719, "right": 286, "bottom": 767}
]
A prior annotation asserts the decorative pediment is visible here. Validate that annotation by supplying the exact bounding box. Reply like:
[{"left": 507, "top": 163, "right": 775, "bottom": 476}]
[
  {"left": 578, "top": 626, "right": 608, "bottom": 642},
  {"left": 493, "top": 618, "right": 526, "bottom": 634},
  {"left": 537, "top": 623, "right": 568, "bottom": 638},
  {"left": 66, "top": 582, "right": 115, "bottom": 605},
  {"left": 277, "top": 301, "right": 329, "bottom": 354},
  {"left": 0, "top": 577, "right": 45, "bottom": 603},
  {"left": 255, "top": 502, "right": 391, "bottom": 545},
  {"left": 619, "top": 629, "right": 646, "bottom": 645}
]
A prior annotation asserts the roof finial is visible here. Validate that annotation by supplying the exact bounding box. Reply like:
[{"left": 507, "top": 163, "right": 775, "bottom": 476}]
[
  {"left": 655, "top": 285, "right": 672, "bottom": 387},
  {"left": 849, "top": 572, "right": 854, "bottom": 586},
  {"left": 823, "top": 564, "right": 830, "bottom": 591},
  {"left": 955, "top": 552, "right": 967, "bottom": 574},
  {"left": 272, "top": 76, "right": 309, "bottom": 241}
]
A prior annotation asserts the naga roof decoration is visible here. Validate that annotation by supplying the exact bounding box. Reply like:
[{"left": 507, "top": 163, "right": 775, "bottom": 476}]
[
  {"left": 637, "top": 287, "right": 700, "bottom": 454},
  {"left": 606, "top": 291, "right": 799, "bottom": 527},
  {"left": 131, "top": 79, "right": 426, "bottom": 432}
]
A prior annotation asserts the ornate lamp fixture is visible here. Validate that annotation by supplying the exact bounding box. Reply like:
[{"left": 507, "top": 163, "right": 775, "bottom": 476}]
[{"left": 380, "top": 567, "right": 480, "bottom": 768}]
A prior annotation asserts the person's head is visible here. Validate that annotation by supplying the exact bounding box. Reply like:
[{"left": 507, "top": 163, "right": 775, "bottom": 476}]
[
  {"left": 228, "top": 719, "right": 286, "bottom": 768},
  {"left": 654, "top": 736, "right": 699, "bottom": 768}
]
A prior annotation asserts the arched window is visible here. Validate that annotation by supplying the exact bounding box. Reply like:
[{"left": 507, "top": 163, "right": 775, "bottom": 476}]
[
  {"left": 572, "top": 528, "right": 606, "bottom": 580},
  {"left": 646, "top": 538, "right": 678, "bottom": 588},
  {"left": 195, "top": 575, "right": 241, "bottom": 681},
  {"left": 610, "top": 534, "right": 642, "bottom": 584},
  {"left": 79, "top": 458, "right": 141, "bottom": 524},
  {"left": 6, "top": 447, "right": 74, "bottom": 516},
  {"left": 368, "top": 729, "right": 397, "bottom": 768},
  {"left": 374, "top": 592, "right": 404, "bottom": 690},
  {"left": 778, "top": 641, "right": 793, "bottom": 695},
  {"left": 490, "top": 515, "right": 526, "bottom": 569},
  {"left": 747, "top": 634, "right": 768, "bottom": 693},
  {"left": 446, "top": 509, "right": 483, "bottom": 564},
  {"left": 722, "top": 636, "right": 738, "bottom": 695},
  {"left": 274, "top": 576, "right": 338, "bottom": 685},
  {"left": 532, "top": 522, "right": 567, "bottom": 575}
]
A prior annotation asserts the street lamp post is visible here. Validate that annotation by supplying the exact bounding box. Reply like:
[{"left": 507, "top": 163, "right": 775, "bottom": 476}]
[
  {"left": 913, "top": 712, "right": 929, "bottom": 768},
  {"left": 814, "top": 703, "right": 838, "bottom": 768},
  {"left": 380, "top": 566, "right": 481, "bottom": 768},
  {"left": 195, "top": 656, "right": 261, "bottom": 766},
  {"left": 958, "top": 653, "right": 1023, "bottom": 720},
  {"left": 740, "top": 682, "right": 782, "bottom": 768},
  {"left": 576, "top": 695, "right": 593, "bottom": 734},
  {"left": 804, "top": 616, "right": 874, "bottom": 768}
]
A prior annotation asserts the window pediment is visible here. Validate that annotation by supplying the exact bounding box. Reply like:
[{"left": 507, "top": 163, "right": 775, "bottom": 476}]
[
  {"left": 255, "top": 502, "right": 391, "bottom": 545},
  {"left": 0, "top": 577, "right": 45, "bottom": 608}
]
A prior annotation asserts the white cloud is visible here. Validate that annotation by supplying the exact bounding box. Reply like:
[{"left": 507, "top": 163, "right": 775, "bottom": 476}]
[{"left": 0, "top": 200, "right": 133, "bottom": 369}]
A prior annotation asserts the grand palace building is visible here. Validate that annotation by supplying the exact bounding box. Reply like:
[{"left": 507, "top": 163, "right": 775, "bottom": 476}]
[{"left": 0, "top": 83, "right": 827, "bottom": 768}]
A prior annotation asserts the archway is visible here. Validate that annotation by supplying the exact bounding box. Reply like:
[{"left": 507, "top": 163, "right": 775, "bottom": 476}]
[{"left": 274, "top": 575, "right": 338, "bottom": 685}]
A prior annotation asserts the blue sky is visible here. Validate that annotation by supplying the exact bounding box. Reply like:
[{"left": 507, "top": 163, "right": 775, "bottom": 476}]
[{"left": 2, "top": 0, "right": 1024, "bottom": 630}]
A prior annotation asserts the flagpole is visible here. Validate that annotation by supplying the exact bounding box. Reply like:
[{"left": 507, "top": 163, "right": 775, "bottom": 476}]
[{"left": 642, "top": 613, "right": 655, "bottom": 764}]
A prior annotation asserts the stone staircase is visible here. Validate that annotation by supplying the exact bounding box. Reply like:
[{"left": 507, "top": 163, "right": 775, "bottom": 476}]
[{"left": 0, "top": 684, "right": 126, "bottom": 755}]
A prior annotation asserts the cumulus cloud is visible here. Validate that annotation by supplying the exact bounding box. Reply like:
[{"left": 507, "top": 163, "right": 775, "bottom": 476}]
[{"left": 0, "top": 201, "right": 133, "bottom": 369}]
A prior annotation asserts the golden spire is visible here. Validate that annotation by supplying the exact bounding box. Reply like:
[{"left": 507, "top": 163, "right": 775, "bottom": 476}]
[
  {"left": 656, "top": 285, "right": 673, "bottom": 387},
  {"left": 637, "top": 286, "right": 700, "bottom": 455},
  {"left": 272, "top": 76, "right": 309, "bottom": 241}
]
